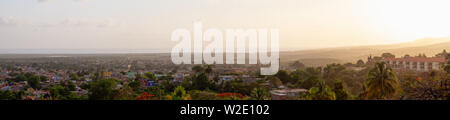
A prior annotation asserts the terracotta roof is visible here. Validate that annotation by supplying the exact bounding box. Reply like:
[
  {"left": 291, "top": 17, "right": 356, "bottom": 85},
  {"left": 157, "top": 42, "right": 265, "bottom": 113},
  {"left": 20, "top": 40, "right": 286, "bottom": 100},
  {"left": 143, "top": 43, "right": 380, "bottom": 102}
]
[{"left": 384, "top": 57, "right": 447, "bottom": 63}]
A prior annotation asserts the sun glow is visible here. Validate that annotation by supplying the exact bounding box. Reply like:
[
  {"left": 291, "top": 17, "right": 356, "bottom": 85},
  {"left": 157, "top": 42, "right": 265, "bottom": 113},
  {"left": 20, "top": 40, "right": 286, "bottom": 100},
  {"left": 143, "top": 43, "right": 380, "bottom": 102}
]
[{"left": 372, "top": 0, "right": 450, "bottom": 42}]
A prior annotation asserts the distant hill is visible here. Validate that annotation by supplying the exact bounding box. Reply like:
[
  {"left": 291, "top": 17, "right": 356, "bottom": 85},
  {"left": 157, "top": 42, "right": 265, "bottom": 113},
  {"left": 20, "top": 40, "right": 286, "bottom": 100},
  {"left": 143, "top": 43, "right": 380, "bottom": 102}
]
[{"left": 280, "top": 37, "right": 450, "bottom": 66}]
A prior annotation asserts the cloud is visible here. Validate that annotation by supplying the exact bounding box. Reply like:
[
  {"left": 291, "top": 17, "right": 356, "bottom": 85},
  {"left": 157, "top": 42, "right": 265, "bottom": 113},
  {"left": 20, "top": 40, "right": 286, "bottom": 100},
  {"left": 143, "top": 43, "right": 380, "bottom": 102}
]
[
  {"left": 59, "top": 18, "right": 122, "bottom": 28},
  {"left": 38, "top": 0, "right": 53, "bottom": 3},
  {"left": 0, "top": 16, "right": 121, "bottom": 29},
  {"left": 0, "top": 16, "right": 27, "bottom": 26},
  {"left": 38, "top": 0, "right": 87, "bottom": 3}
]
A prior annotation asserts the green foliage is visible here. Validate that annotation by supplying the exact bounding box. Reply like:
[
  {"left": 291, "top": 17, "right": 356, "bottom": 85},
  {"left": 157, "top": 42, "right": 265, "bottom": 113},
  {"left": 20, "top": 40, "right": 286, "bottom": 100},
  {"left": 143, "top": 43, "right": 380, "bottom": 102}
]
[
  {"left": 299, "top": 67, "right": 322, "bottom": 89},
  {"left": 381, "top": 53, "right": 395, "bottom": 58},
  {"left": 191, "top": 73, "right": 213, "bottom": 90},
  {"left": 220, "top": 79, "right": 255, "bottom": 95},
  {"left": 250, "top": 88, "right": 270, "bottom": 100},
  {"left": 70, "top": 74, "right": 80, "bottom": 81},
  {"left": 181, "top": 77, "right": 192, "bottom": 90},
  {"left": 48, "top": 85, "right": 82, "bottom": 100},
  {"left": 332, "top": 80, "right": 350, "bottom": 100},
  {"left": 144, "top": 72, "right": 156, "bottom": 80},
  {"left": 88, "top": 79, "right": 117, "bottom": 100},
  {"left": 62, "top": 80, "right": 76, "bottom": 91},
  {"left": 144, "top": 86, "right": 166, "bottom": 99},
  {"left": 445, "top": 64, "right": 450, "bottom": 73},
  {"left": 364, "top": 62, "right": 398, "bottom": 99},
  {"left": 12, "top": 72, "right": 42, "bottom": 89},
  {"left": 172, "top": 86, "right": 190, "bottom": 100},
  {"left": 356, "top": 59, "right": 365, "bottom": 66},
  {"left": 27, "top": 75, "right": 41, "bottom": 89},
  {"left": 160, "top": 80, "right": 176, "bottom": 92},
  {"left": 192, "top": 65, "right": 205, "bottom": 73},
  {"left": 128, "top": 80, "right": 142, "bottom": 93},
  {"left": 323, "top": 63, "right": 346, "bottom": 81},
  {"left": 39, "top": 75, "right": 49, "bottom": 82},
  {"left": 307, "top": 80, "right": 336, "bottom": 100},
  {"left": 291, "top": 61, "right": 306, "bottom": 69},
  {"left": 79, "top": 83, "right": 90, "bottom": 90},
  {"left": 0, "top": 90, "right": 15, "bottom": 100},
  {"left": 113, "top": 84, "right": 135, "bottom": 100},
  {"left": 190, "top": 90, "right": 217, "bottom": 100},
  {"left": 267, "top": 76, "right": 282, "bottom": 88},
  {"left": 275, "top": 70, "right": 291, "bottom": 84}
]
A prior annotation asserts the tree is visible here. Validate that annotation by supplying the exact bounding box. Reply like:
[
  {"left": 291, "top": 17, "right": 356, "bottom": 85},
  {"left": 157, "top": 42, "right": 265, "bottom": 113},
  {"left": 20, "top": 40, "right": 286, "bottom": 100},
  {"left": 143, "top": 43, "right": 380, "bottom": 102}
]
[
  {"left": 400, "top": 71, "right": 449, "bottom": 100},
  {"left": 364, "top": 62, "right": 399, "bottom": 99},
  {"left": 275, "top": 70, "right": 291, "bottom": 84},
  {"left": 39, "top": 75, "right": 49, "bottom": 82},
  {"left": 49, "top": 85, "right": 75, "bottom": 100},
  {"left": 381, "top": 53, "right": 395, "bottom": 58},
  {"left": 290, "top": 69, "right": 305, "bottom": 86},
  {"left": 250, "top": 88, "right": 270, "bottom": 100},
  {"left": 79, "top": 83, "right": 90, "bottom": 90},
  {"left": 27, "top": 75, "right": 41, "bottom": 89},
  {"left": 160, "top": 80, "right": 176, "bottom": 92},
  {"left": 89, "top": 79, "right": 117, "bottom": 100},
  {"left": 190, "top": 91, "right": 217, "bottom": 100},
  {"left": 62, "top": 80, "right": 76, "bottom": 91},
  {"left": 291, "top": 61, "right": 306, "bottom": 69},
  {"left": 181, "top": 77, "right": 192, "bottom": 90},
  {"left": 192, "top": 73, "right": 212, "bottom": 90},
  {"left": 192, "top": 65, "right": 205, "bottom": 73},
  {"left": 435, "top": 49, "right": 448, "bottom": 57},
  {"left": 70, "top": 74, "right": 80, "bottom": 81},
  {"left": 144, "top": 72, "right": 156, "bottom": 80},
  {"left": 307, "top": 80, "right": 336, "bottom": 100},
  {"left": 323, "top": 63, "right": 345, "bottom": 81},
  {"left": 14, "top": 73, "right": 27, "bottom": 82},
  {"left": 171, "top": 86, "right": 191, "bottom": 100},
  {"left": 417, "top": 53, "right": 427, "bottom": 58},
  {"left": 128, "top": 80, "right": 142, "bottom": 93},
  {"left": 267, "top": 76, "right": 282, "bottom": 88},
  {"left": 445, "top": 64, "right": 450, "bottom": 73},
  {"left": 356, "top": 59, "right": 365, "bottom": 66},
  {"left": 0, "top": 90, "right": 15, "bottom": 100},
  {"left": 300, "top": 67, "right": 321, "bottom": 89},
  {"left": 333, "top": 80, "right": 350, "bottom": 100},
  {"left": 113, "top": 84, "right": 135, "bottom": 100}
]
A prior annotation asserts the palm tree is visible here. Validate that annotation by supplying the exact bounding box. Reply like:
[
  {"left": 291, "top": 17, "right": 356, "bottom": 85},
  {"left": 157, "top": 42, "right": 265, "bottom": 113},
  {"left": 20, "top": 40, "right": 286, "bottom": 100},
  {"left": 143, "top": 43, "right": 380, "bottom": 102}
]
[
  {"left": 364, "top": 62, "right": 399, "bottom": 99},
  {"left": 307, "top": 79, "right": 336, "bottom": 100},
  {"left": 250, "top": 88, "right": 270, "bottom": 100}
]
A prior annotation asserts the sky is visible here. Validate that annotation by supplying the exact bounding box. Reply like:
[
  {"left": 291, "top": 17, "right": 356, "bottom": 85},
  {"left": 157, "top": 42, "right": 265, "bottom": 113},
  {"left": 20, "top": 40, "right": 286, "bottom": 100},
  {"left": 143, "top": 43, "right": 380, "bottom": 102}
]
[{"left": 1, "top": 0, "right": 450, "bottom": 52}]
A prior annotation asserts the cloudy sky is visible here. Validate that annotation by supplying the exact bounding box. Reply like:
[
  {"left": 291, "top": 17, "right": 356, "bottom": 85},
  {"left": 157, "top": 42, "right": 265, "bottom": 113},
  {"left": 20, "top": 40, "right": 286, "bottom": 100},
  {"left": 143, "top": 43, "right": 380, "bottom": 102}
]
[{"left": 1, "top": 0, "right": 450, "bottom": 52}]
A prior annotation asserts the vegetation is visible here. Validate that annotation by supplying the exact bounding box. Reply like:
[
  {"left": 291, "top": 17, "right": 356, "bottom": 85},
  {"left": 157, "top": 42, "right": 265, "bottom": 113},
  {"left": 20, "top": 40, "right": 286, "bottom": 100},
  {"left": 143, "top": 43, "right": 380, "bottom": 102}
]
[
  {"left": 88, "top": 79, "right": 117, "bottom": 100},
  {"left": 250, "top": 88, "right": 270, "bottom": 100},
  {"left": 364, "top": 62, "right": 398, "bottom": 99},
  {"left": 306, "top": 80, "right": 336, "bottom": 100},
  {"left": 0, "top": 51, "right": 448, "bottom": 100}
]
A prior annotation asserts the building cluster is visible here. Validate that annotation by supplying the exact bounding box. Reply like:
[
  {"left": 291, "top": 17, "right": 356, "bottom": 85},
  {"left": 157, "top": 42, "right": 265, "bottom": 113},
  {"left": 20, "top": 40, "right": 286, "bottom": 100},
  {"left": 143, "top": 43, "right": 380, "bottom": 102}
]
[
  {"left": 367, "top": 50, "right": 450, "bottom": 72},
  {"left": 0, "top": 61, "right": 265, "bottom": 100}
]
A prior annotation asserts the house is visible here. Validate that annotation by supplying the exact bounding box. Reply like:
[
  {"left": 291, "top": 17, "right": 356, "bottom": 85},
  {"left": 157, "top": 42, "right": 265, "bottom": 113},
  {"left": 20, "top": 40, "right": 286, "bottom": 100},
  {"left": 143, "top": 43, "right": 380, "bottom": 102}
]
[
  {"left": 241, "top": 75, "right": 258, "bottom": 85},
  {"left": 218, "top": 75, "right": 235, "bottom": 84},
  {"left": 384, "top": 57, "right": 447, "bottom": 72},
  {"left": 270, "top": 89, "right": 308, "bottom": 100},
  {"left": 127, "top": 72, "right": 137, "bottom": 79}
]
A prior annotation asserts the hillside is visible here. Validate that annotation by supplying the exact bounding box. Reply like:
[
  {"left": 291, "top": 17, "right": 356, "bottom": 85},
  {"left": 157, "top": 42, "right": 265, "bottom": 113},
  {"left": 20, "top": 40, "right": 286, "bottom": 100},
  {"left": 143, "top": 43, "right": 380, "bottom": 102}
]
[{"left": 280, "top": 37, "right": 450, "bottom": 66}]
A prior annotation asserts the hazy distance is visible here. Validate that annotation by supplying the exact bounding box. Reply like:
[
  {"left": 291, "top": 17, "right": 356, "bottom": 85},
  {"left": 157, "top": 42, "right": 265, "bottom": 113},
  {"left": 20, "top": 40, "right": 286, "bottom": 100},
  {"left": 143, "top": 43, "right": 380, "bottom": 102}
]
[{"left": 1, "top": 0, "right": 450, "bottom": 53}]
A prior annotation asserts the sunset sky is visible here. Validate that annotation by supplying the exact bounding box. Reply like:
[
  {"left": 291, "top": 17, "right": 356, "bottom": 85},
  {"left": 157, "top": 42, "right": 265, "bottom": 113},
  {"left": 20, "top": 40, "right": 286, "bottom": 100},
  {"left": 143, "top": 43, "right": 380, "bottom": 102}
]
[{"left": 1, "top": 0, "right": 450, "bottom": 52}]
